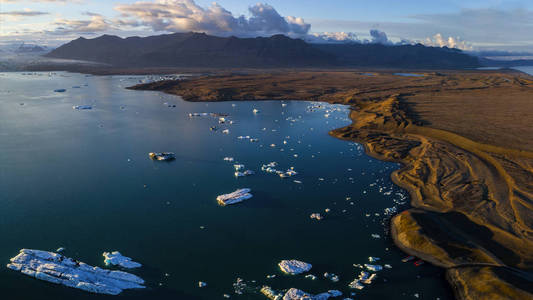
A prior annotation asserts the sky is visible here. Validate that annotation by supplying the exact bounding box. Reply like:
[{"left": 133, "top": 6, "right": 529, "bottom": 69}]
[{"left": 1, "top": 0, "right": 532, "bottom": 52}]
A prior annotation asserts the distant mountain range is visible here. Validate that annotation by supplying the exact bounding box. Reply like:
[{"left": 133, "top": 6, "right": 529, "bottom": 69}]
[{"left": 45, "top": 32, "right": 481, "bottom": 69}]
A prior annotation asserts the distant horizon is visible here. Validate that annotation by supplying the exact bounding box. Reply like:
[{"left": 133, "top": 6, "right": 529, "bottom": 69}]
[{"left": 1, "top": 0, "right": 532, "bottom": 52}]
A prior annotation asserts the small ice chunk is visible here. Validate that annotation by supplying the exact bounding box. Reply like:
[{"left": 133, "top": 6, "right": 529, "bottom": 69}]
[
  {"left": 278, "top": 260, "right": 312, "bottom": 275},
  {"left": 261, "top": 286, "right": 283, "bottom": 300},
  {"left": 328, "top": 290, "right": 342, "bottom": 297},
  {"left": 305, "top": 274, "right": 317, "bottom": 280},
  {"left": 73, "top": 105, "right": 92, "bottom": 110},
  {"left": 283, "top": 288, "right": 331, "bottom": 300},
  {"left": 217, "top": 188, "right": 252, "bottom": 206},
  {"left": 348, "top": 279, "right": 364, "bottom": 290},
  {"left": 364, "top": 264, "right": 383, "bottom": 272},
  {"left": 368, "top": 257, "right": 380, "bottom": 262},
  {"left": 371, "top": 234, "right": 381, "bottom": 239},
  {"left": 223, "top": 157, "right": 234, "bottom": 162},
  {"left": 198, "top": 281, "right": 207, "bottom": 288},
  {"left": 324, "top": 272, "right": 339, "bottom": 282},
  {"left": 310, "top": 213, "right": 324, "bottom": 220},
  {"left": 103, "top": 251, "right": 141, "bottom": 269}
]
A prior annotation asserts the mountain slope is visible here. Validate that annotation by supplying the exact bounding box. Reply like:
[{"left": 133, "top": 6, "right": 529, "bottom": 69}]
[{"left": 45, "top": 32, "right": 480, "bottom": 69}]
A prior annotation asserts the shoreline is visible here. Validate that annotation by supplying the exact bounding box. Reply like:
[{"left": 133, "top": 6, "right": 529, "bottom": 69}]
[{"left": 128, "top": 70, "right": 533, "bottom": 299}]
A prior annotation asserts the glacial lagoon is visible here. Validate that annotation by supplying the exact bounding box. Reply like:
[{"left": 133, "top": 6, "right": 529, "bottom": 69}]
[{"left": 0, "top": 72, "right": 452, "bottom": 299}]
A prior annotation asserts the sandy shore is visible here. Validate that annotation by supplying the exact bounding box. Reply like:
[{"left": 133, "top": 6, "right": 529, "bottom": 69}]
[{"left": 129, "top": 70, "right": 533, "bottom": 299}]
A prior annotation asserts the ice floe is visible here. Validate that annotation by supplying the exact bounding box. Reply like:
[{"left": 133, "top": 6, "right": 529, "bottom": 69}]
[
  {"left": 278, "top": 260, "right": 312, "bottom": 275},
  {"left": 103, "top": 251, "right": 141, "bottom": 269},
  {"left": 364, "top": 264, "right": 383, "bottom": 272},
  {"left": 7, "top": 249, "right": 144, "bottom": 295},
  {"left": 310, "top": 213, "right": 324, "bottom": 221},
  {"left": 73, "top": 105, "right": 92, "bottom": 110},
  {"left": 282, "top": 288, "right": 339, "bottom": 300},
  {"left": 217, "top": 188, "right": 253, "bottom": 206},
  {"left": 148, "top": 152, "right": 175, "bottom": 161}
]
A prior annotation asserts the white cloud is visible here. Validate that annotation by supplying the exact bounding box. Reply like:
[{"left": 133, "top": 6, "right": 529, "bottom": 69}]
[
  {"left": 114, "top": 0, "right": 310, "bottom": 37},
  {"left": 422, "top": 33, "right": 472, "bottom": 50},
  {"left": 47, "top": 15, "right": 112, "bottom": 34}
]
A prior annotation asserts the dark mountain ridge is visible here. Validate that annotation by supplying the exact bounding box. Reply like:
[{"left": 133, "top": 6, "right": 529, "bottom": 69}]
[{"left": 45, "top": 32, "right": 480, "bottom": 69}]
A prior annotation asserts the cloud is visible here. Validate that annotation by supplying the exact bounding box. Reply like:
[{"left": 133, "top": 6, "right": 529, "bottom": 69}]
[
  {"left": 0, "top": 0, "right": 80, "bottom": 2},
  {"left": 47, "top": 15, "right": 112, "bottom": 34},
  {"left": 114, "top": 0, "right": 310, "bottom": 37},
  {"left": 0, "top": 10, "right": 49, "bottom": 17},
  {"left": 422, "top": 33, "right": 472, "bottom": 50}
]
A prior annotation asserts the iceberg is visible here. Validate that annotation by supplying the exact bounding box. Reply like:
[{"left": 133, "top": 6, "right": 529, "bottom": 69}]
[
  {"left": 261, "top": 286, "right": 283, "bottom": 300},
  {"left": 7, "top": 249, "right": 144, "bottom": 295},
  {"left": 348, "top": 279, "right": 364, "bottom": 290},
  {"left": 278, "top": 260, "right": 312, "bottom": 275},
  {"left": 364, "top": 264, "right": 383, "bottom": 272},
  {"left": 54, "top": 89, "right": 66, "bottom": 93},
  {"left": 217, "top": 188, "right": 252, "bottom": 206},
  {"left": 73, "top": 105, "right": 92, "bottom": 110},
  {"left": 310, "top": 213, "right": 324, "bottom": 220},
  {"left": 282, "top": 288, "right": 338, "bottom": 300},
  {"left": 103, "top": 251, "right": 141, "bottom": 269},
  {"left": 148, "top": 152, "right": 175, "bottom": 161}
]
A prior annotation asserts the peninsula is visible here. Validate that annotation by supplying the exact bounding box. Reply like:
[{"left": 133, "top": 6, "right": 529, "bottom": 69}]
[{"left": 129, "top": 69, "right": 533, "bottom": 299}]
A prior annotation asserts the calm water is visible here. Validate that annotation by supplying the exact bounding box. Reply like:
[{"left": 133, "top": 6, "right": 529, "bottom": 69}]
[
  {"left": 513, "top": 66, "right": 533, "bottom": 76},
  {"left": 0, "top": 72, "right": 452, "bottom": 300}
]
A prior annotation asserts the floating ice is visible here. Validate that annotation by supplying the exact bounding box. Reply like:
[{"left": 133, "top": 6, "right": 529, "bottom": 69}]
[
  {"left": 278, "top": 260, "right": 312, "bottom": 275},
  {"left": 370, "top": 234, "right": 381, "bottom": 239},
  {"left": 198, "top": 281, "right": 207, "bottom": 288},
  {"left": 234, "top": 164, "right": 245, "bottom": 171},
  {"left": 310, "top": 213, "right": 324, "bottom": 220},
  {"left": 103, "top": 251, "right": 141, "bottom": 269},
  {"left": 368, "top": 257, "right": 380, "bottom": 262},
  {"left": 224, "top": 157, "right": 235, "bottom": 162},
  {"left": 149, "top": 152, "right": 175, "bottom": 161},
  {"left": 73, "top": 105, "right": 92, "bottom": 110},
  {"left": 282, "top": 288, "right": 336, "bottom": 300},
  {"left": 7, "top": 249, "right": 144, "bottom": 295},
  {"left": 364, "top": 264, "right": 383, "bottom": 272},
  {"left": 217, "top": 188, "right": 252, "bottom": 206},
  {"left": 261, "top": 286, "right": 283, "bottom": 300},
  {"left": 323, "top": 272, "right": 339, "bottom": 282},
  {"left": 348, "top": 279, "right": 364, "bottom": 290}
]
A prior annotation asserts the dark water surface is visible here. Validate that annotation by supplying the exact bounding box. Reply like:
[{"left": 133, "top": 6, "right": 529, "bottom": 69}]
[{"left": 0, "top": 72, "right": 452, "bottom": 299}]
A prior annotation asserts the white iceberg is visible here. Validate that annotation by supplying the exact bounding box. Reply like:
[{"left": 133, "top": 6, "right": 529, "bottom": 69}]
[
  {"left": 261, "top": 286, "right": 283, "bottom": 300},
  {"left": 103, "top": 251, "right": 141, "bottom": 269},
  {"left": 217, "top": 188, "right": 252, "bottom": 206},
  {"left": 348, "top": 279, "right": 364, "bottom": 290},
  {"left": 364, "top": 264, "right": 383, "bottom": 272},
  {"left": 282, "top": 288, "right": 335, "bottom": 300},
  {"left": 73, "top": 105, "right": 92, "bottom": 110},
  {"left": 7, "top": 249, "right": 144, "bottom": 295},
  {"left": 310, "top": 213, "right": 324, "bottom": 220},
  {"left": 278, "top": 260, "right": 312, "bottom": 275}
]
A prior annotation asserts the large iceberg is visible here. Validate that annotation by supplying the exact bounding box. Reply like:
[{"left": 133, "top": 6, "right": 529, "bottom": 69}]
[
  {"left": 217, "top": 188, "right": 253, "bottom": 206},
  {"left": 103, "top": 251, "right": 141, "bottom": 269},
  {"left": 278, "top": 260, "right": 312, "bottom": 275},
  {"left": 7, "top": 249, "right": 145, "bottom": 295}
]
